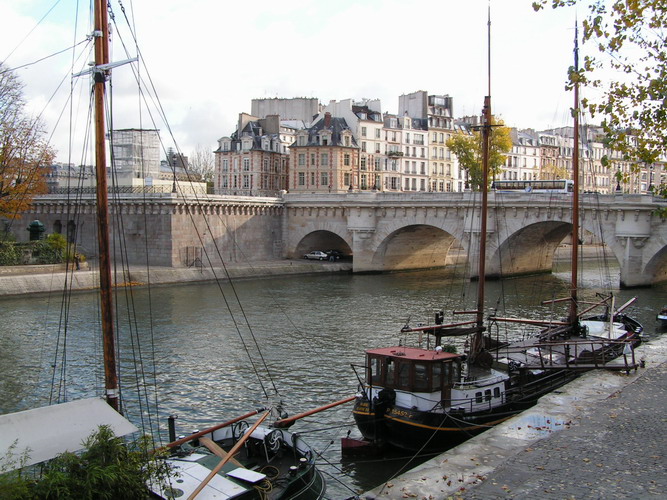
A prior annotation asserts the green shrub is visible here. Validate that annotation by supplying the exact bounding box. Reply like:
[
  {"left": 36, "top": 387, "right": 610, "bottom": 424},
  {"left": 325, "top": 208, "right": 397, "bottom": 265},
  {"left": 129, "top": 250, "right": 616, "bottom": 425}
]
[
  {"left": 0, "top": 242, "right": 21, "bottom": 266},
  {"left": 30, "top": 426, "right": 173, "bottom": 500},
  {"left": 30, "top": 234, "right": 73, "bottom": 265}
]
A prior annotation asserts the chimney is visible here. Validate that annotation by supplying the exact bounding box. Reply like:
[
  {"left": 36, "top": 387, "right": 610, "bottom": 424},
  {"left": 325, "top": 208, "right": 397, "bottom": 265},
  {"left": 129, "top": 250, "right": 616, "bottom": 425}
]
[{"left": 324, "top": 112, "right": 331, "bottom": 127}]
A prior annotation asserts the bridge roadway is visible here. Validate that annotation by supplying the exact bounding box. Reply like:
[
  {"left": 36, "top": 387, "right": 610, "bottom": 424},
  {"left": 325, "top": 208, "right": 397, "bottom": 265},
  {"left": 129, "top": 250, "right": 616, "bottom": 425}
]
[{"left": 15, "top": 191, "right": 667, "bottom": 288}]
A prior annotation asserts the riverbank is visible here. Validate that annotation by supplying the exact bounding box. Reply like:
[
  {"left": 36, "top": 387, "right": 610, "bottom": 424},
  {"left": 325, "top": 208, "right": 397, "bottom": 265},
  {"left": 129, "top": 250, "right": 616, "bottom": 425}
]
[
  {"left": 0, "top": 244, "right": 608, "bottom": 298},
  {"left": 362, "top": 333, "right": 667, "bottom": 499},
  {"left": 0, "top": 260, "right": 353, "bottom": 297}
]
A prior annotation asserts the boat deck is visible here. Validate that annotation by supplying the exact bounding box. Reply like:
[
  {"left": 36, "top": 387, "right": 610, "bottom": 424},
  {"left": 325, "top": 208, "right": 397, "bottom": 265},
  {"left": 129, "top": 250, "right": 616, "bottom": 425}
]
[{"left": 493, "top": 337, "right": 637, "bottom": 371}]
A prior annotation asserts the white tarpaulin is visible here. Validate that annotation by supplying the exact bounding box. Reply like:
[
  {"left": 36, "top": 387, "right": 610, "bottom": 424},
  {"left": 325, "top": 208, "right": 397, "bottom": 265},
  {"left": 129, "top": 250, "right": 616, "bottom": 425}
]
[{"left": 0, "top": 398, "right": 138, "bottom": 470}]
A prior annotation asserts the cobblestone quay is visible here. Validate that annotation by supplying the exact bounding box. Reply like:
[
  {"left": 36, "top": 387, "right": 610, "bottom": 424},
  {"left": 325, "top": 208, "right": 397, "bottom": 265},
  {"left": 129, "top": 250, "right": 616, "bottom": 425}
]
[{"left": 461, "top": 360, "right": 667, "bottom": 499}]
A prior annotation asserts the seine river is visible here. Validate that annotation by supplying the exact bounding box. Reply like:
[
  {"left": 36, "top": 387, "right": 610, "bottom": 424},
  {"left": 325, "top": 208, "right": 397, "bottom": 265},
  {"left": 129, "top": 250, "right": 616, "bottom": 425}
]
[{"left": 0, "top": 262, "right": 664, "bottom": 498}]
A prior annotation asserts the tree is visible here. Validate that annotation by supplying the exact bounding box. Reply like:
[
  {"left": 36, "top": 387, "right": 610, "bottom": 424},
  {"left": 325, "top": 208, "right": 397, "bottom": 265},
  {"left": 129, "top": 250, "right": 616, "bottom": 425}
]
[
  {"left": 446, "top": 119, "right": 512, "bottom": 190},
  {"left": 188, "top": 144, "right": 215, "bottom": 182},
  {"left": 0, "top": 64, "right": 54, "bottom": 218},
  {"left": 533, "top": 1, "right": 667, "bottom": 170}
]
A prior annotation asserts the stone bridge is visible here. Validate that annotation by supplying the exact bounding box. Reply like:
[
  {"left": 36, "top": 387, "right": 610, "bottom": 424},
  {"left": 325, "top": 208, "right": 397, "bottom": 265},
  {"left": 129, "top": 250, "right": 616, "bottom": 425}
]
[
  {"left": 284, "top": 192, "right": 667, "bottom": 288},
  {"left": 10, "top": 191, "right": 667, "bottom": 288}
]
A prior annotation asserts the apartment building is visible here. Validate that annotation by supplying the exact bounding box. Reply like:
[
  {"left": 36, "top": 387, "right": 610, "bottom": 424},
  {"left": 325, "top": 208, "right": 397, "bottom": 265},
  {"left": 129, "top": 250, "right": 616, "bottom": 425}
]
[
  {"left": 289, "top": 112, "right": 359, "bottom": 193},
  {"left": 399, "top": 91, "right": 458, "bottom": 192},
  {"left": 215, "top": 113, "right": 290, "bottom": 196}
]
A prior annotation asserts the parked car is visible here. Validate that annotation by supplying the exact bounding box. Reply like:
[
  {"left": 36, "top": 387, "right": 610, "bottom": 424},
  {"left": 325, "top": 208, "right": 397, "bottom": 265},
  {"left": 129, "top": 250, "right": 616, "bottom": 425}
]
[
  {"left": 325, "top": 250, "right": 343, "bottom": 261},
  {"left": 303, "top": 251, "right": 328, "bottom": 261}
]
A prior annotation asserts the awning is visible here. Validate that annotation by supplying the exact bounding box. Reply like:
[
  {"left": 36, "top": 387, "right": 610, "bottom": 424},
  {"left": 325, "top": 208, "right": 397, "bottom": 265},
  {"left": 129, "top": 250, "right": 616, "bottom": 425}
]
[{"left": 0, "top": 398, "right": 138, "bottom": 470}]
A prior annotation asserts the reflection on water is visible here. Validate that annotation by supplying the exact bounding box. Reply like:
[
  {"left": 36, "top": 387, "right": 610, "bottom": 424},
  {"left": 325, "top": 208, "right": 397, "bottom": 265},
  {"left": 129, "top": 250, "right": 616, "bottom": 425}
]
[{"left": 0, "top": 264, "right": 665, "bottom": 496}]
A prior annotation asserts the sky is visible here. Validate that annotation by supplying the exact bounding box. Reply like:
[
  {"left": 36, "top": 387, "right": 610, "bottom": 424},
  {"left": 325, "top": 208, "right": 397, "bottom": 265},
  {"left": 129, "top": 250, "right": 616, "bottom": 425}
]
[{"left": 0, "top": 0, "right": 590, "bottom": 163}]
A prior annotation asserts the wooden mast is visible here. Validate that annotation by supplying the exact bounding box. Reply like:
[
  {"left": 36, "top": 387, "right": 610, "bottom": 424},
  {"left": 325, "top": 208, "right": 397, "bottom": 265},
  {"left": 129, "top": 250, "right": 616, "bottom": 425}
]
[
  {"left": 569, "top": 22, "right": 580, "bottom": 326},
  {"left": 93, "top": 0, "right": 120, "bottom": 412}
]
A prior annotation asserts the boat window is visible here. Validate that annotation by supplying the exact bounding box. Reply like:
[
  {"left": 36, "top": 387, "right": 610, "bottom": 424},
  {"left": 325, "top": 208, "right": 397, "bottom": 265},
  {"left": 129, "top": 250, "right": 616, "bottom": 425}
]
[
  {"left": 386, "top": 359, "right": 395, "bottom": 388},
  {"left": 397, "top": 361, "right": 410, "bottom": 389},
  {"left": 484, "top": 389, "right": 492, "bottom": 401},
  {"left": 432, "top": 362, "right": 442, "bottom": 389},
  {"left": 414, "top": 363, "right": 428, "bottom": 392},
  {"left": 493, "top": 387, "right": 501, "bottom": 398},
  {"left": 475, "top": 392, "right": 483, "bottom": 403},
  {"left": 369, "top": 357, "right": 381, "bottom": 385}
]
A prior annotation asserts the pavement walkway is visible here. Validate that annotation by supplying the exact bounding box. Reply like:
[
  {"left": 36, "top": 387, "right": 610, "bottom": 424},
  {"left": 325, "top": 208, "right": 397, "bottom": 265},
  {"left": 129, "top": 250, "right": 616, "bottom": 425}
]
[{"left": 363, "top": 334, "right": 667, "bottom": 499}]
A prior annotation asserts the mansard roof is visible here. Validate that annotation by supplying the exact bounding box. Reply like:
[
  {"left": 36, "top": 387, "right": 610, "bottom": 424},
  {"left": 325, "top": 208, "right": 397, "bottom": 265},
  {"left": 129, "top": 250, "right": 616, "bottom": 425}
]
[{"left": 297, "top": 116, "right": 358, "bottom": 147}]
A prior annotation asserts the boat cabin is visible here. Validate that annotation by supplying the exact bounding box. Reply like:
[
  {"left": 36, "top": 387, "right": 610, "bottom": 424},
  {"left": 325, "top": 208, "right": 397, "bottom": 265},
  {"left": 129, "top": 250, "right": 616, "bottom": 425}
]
[{"left": 365, "top": 346, "right": 462, "bottom": 400}]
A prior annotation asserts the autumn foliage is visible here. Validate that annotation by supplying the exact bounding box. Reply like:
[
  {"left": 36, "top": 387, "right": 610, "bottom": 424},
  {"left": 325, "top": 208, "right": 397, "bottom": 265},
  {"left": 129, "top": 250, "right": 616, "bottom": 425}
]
[{"left": 0, "top": 64, "right": 54, "bottom": 219}]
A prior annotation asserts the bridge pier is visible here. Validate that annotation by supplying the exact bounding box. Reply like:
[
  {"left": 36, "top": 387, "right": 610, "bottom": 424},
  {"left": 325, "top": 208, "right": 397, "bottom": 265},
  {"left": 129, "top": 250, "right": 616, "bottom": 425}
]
[{"left": 618, "top": 236, "right": 651, "bottom": 288}]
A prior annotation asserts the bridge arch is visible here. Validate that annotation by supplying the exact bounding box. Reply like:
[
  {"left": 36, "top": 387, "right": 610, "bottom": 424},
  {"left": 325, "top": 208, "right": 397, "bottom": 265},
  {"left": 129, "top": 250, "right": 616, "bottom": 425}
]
[
  {"left": 371, "top": 224, "right": 463, "bottom": 272},
  {"left": 292, "top": 229, "right": 352, "bottom": 258},
  {"left": 487, "top": 221, "right": 572, "bottom": 278}
]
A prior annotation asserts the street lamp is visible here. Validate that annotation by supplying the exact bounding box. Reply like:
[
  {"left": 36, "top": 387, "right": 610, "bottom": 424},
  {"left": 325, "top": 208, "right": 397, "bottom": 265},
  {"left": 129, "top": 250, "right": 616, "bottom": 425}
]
[{"left": 615, "top": 169, "right": 622, "bottom": 192}]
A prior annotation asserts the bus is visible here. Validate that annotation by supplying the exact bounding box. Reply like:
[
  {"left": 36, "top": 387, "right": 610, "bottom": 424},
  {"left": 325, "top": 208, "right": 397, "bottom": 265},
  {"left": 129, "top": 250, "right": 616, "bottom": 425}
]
[{"left": 491, "top": 179, "right": 574, "bottom": 193}]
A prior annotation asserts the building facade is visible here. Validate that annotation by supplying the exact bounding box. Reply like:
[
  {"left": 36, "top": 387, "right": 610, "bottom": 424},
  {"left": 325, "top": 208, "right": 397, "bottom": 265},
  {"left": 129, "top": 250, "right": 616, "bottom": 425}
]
[{"left": 215, "top": 114, "right": 290, "bottom": 196}]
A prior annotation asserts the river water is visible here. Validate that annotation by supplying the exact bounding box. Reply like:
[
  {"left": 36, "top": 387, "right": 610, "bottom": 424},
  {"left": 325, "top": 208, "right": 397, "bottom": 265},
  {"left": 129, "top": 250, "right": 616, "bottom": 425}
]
[{"left": 0, "top": 261, "right": 665, "bottom": 498}]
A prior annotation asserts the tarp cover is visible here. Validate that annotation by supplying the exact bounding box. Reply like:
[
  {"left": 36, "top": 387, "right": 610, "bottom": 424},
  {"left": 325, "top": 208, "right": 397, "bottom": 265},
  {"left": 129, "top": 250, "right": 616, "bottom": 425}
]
[{"left": 0, "top": 398, "right": 138, "bottom": 470}]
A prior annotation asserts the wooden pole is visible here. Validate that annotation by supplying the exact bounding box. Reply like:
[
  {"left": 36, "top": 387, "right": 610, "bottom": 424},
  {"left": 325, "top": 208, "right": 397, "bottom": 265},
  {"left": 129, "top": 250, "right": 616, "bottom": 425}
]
[
  {"left": 273, "top": 396, "right": 355, "bottom": 428},
  {"left": 569, "top": 22, "right": 581, "bottom": 326},
  {"left": 188, "top": 411, "right": 270, "bottom": 500},
  {"left": 163, "top": 408, "right": 265, "bottom": 449},
  {"left": 93, "top": 0, "right": 119, "bottom": 413}
]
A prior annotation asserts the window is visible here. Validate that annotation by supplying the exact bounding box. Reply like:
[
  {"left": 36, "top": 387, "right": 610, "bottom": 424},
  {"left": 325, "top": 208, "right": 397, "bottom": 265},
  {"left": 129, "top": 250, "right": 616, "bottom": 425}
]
[
  {"left": 375, "top": 128, "right": 381, "bottom": 139},
  {"left": 360, "top": 157, "right": 367, "bottom": 170},
  {"left": 369, "top": 357, "right": 381, "bottom": 385},
  {"left": 375, "top": 143, "right": 381, "bottom": 153},
  {"left": 310, "top": 153, "right": 316, "bottom": 166},
  {"left": 344, "top": 172, "right": 351, "bottom": 187},
  {"left": 345, "top": 135, "right": 351, "bottom": 146},
  {"left": 414, "top": 363, "right": 428, "bottom": 391},
  {"left": 484, "top": 389, "right": 492, "bottom": 401},
  {"left": 361, "top": 174, "right": 367, "bottom": 190},
  {"left": 243, "top": 158, "right": 250, "bottom": 171},
  {"left": 321, "top": 153, "right": 329, "bottom": 167},
  {"left": 263, "top": 159, "right": 269, "bottom": 171},
  {"left": 344, "top": 154, "right": 350, "bottom": 166},
  {"left": 475, "top": 392, "right": 483, "bottom": 403},
  {"left": 361, "top": 141, "right": 367, "bottom": 152},
  {"left": 361, "top": 126, "right": 367, "bottom": 137},
  {"left": 222, "top": 159, "right": 229, "bottom": 172},
  {"left": 310, "top": 172, "right": 315, "bottom": 185},
  {"left": 242, "top": 174, "right": 250, "bottom": 188},
  {"left": 397, "top": 362, "right": 409, "bottom": 389},
  {"left": 298, "top": 172, "right": 305, "bottom": 185},
  {"left": 321, "top": 172, "right": 329, "bottom": 186},
  {"left": 493, "top": 387, "right": 501, "bottom": 398},
  {"left": 298, "top": 154, "right": 305, "bottom": 166},
  {"left": 386, "top": 359, "right": 395, "bottom": 386}
]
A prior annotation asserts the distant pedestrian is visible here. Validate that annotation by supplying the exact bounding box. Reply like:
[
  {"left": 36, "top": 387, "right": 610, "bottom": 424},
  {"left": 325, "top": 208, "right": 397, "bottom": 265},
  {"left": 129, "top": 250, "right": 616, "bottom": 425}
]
[{"left": 74, "top": 254, "right": 80, "bottom": 270}]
